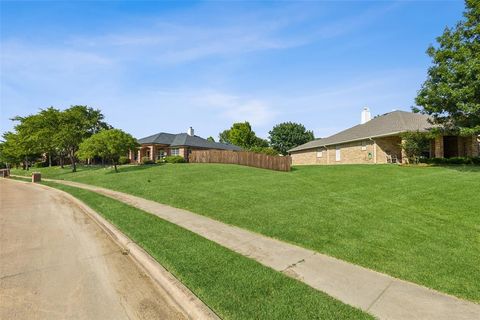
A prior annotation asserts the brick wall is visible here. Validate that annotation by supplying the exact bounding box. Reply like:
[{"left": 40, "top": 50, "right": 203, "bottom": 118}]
[{"left": 291, "top": 136, "right": 403, "bottom": 165}]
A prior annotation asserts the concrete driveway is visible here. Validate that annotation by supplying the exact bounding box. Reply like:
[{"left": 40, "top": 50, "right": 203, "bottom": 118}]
[{"left": 0, "top": 179, "right": 185, "bottom": 320}]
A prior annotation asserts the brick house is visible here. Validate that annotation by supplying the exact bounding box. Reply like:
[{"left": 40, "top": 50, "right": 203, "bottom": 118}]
[
  {"left": 128, "top": 127, "right": 241, "bottom": 163},
  {"left": 288, "top": 109, "right": 480, "bottom": 165}
]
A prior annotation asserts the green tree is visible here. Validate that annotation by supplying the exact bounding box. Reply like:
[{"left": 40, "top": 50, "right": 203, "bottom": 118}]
[
  {"left": 0, "top": 131, "right": 39, "bottom": 170},
  {"left": 415, "top": 0, "right": 480, "bottom": 135},
  {"left": 0, "top": 132, "right": 23, "bottom": 169},
  {"left": 218, "top": 122, "right": 266, "bottom": 149},
  {"left": 401, "top": 131, "right": 431, "bottom": 164},
  {"left": 12, "top": 107, "right": 61, "bottom": 167},
  {"left": 218, "top": 130, "right": 231, "bottom": 144},
  {"left": 206, "top": 136, "right": 215, "bottom": 142},
  {"left": 249, "top": 146, "right": 279, "bottom": 156},
  {"left": 57, "top": 105, "right": 110, "bottom": 172},
  {"left": 269, "top": 122, "right": 315, "bottom": 155},
  {"left": 78, "top": 129, "right": 138, "bottom": 172}
]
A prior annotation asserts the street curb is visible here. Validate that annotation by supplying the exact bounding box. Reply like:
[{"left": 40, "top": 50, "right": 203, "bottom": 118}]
[{"left": 6, "top": 178, "right": 220, "bottom": 320}]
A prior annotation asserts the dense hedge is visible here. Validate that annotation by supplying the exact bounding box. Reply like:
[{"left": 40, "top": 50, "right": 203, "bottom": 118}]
[
  {"left": 420, "top": 157, "right": 480, "bottom": 165},
  {"left": 141, "top": 156, "right": 155, "bottom": 165},
  {"left": 164, "top": 155, "right": 185, "bottom": 163},
  {"left": 118, "top": 156, "right": 130, "bottom": 165}
]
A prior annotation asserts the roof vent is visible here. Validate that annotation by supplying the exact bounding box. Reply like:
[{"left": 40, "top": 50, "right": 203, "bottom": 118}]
[
  {"left": 361, "top": 107, "right": 371, "bottom": 124},
  {"left": 187, "top": 127, "right": 194, "bottom": 136}
]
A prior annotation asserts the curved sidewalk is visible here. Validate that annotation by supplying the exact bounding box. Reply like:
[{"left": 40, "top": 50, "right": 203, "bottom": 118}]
[{"left": 46, "top": 179, "right": 480, "bottom": 320}]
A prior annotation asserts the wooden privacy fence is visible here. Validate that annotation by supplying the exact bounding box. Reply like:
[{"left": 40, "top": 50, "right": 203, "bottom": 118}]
[{"left": 189, "top": 150, "right": 291, "bottom": 172}]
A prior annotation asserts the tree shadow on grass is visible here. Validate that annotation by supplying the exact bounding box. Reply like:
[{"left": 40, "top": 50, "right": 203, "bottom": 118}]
[
  {"left": 431, "top": 165, "right": 480, "bottom": 173},
  {"left": 105, "top": 164, "right": 160, "bottom": 174}
]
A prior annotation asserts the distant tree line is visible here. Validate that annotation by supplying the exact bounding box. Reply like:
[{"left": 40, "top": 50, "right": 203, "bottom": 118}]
[
  {"left": 216, "top": 121, "right": 315, "bottom": 156},
  {"left": 0, "top": 105, "right": 137, "bottom": 172}
]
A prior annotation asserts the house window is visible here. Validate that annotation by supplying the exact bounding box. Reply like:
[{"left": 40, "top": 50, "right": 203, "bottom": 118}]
[
  {"left": 335, "top": 146, "right": 341, "bottom": 161},
  {"left": 156, "top": 149, "right": 165, "bottom": 160},
  {"left": 361, "top": 140, "right": 367, "bottom": 151},
  {"left": 316, "top": 148, "right": 323, "bottom": 158},
  {"left": 170, "top": 148, "right": 180, "bottom": 156}
]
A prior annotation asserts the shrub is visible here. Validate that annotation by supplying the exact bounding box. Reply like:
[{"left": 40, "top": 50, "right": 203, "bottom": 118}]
[
  {"left": 447, "top": 157, "right": 467, "bottom": 165},
  {"left": 118, "top": 156, "right": 130, "bottom": 165},
  {"left": 248, "top": 146, "right": 279, "bottom": 156},
  {"left": 141, "top": 156, "right": 155, "bottom": 165},
  {"left": 424, "top": 157, "right": 480, "bottom": 165},
  {"left": 33, "top": 162, "right": 46, "bottom": 168},
  {"left": 156, "top": 159, "right": 165, "bottom": 164},
  {"left": 164, "top": 156, "right": 185, "bottom": 163},
  {"left": 400, "top": 131, "right": 431, "bottom": 164}
]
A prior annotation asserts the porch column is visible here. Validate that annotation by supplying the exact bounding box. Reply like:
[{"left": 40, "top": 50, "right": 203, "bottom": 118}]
[
  {"left": 149, "top": 146, "right": 154, "bottom": 161},
  {"left": 128, "top": 150, "right": 132, "bottom": 161},
  {"left": 137, "top": 149, "right": 142, "bottom": 163},
  {"left": 373, "top": 140, "right": 377, "bottom": 164},
  {"left": 434, "top": 135, "right": 444, "bottom": 158},
  {"left": 400, "top": 137, "right": 408, "bottom": 164}
]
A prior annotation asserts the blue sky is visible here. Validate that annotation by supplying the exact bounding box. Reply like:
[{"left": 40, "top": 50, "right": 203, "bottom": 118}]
[{"left": 0, "top": 0, "right": 465, "bottom": 140}]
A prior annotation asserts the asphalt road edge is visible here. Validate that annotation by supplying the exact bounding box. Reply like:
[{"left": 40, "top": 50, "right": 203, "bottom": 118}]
[{"left": 7, "top": 178, "right": 220, "bottom": 320}]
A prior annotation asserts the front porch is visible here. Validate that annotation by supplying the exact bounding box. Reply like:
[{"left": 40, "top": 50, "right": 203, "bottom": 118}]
[
  {"left": 128, "top": 144, "right": 188, "bottom": 163},
  {"left": 431, "top": 135, "right": 480, "bottom": 158}
]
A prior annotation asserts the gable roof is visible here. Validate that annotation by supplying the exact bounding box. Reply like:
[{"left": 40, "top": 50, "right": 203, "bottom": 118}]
[
  {"left": 289, "top": 111, "right": 433, "bottom": 153},
  {"left": 137, "top": 132, "right": 242, "bottom": 151}
]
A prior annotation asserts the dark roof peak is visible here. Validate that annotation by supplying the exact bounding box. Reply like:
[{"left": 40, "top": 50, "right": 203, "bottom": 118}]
[{"left": 137, "top": 131, "right": 241, "bottom": 151}]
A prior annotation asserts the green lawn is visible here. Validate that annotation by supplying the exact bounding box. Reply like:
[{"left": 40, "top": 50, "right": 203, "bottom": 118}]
[
  {"left": 43, "top": 181, "right": 370, "bottom": 320},
  {"left": 13, "top": 163, "right": 480, "bottom": 302}
]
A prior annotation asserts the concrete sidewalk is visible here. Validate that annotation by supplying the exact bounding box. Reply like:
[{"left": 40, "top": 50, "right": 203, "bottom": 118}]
[{"left": 46, "top": 179, "right": 480, "bottom": 320}]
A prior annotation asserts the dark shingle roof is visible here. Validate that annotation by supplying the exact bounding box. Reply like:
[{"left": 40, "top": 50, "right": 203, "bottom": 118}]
[
  {"left": 137, "top": 132, "right": 242, "bottom": 151},
  {"left": 289, "top": 111, "right": 434, "bottom": 153}
]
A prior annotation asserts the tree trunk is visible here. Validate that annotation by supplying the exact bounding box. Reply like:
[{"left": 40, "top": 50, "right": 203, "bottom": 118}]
[
  {"left": 60, "top": 155, "right": 64, "bottom": 168},
  {"left": 102, "top": 158, "right": 105, "bottom": 167},
  {"left": 48, "top": 152, "right": 52, "bottom": 167},
  {"left": 70, "top": 150, "right": 76, "bottom": 172},
  {"left": 113, "top": 161, "right": 118, "bottom": 173}
]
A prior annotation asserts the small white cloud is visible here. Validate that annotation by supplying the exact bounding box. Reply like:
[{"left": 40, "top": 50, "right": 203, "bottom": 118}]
[{"left": 193, "top": 91, "right": 276, "bottom": 126}]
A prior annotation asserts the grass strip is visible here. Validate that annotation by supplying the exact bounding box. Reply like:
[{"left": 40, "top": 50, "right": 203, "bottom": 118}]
[
  {"left": 42, "top": 180, "right": 372, "bottom": 320},
  {"left": 20, "top": 164, "right": 480, "bottom": 302}
]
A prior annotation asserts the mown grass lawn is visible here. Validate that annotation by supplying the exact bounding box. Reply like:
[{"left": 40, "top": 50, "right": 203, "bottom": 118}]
[
  {"left": 13, "top": 163, "right": 480, "bottom": 302},
  {"left": 43, "top": 181, "right": 371, "bottom": 320}
]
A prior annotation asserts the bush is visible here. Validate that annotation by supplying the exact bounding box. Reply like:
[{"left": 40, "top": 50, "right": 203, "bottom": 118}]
[
  {"left": 118, "top": 156, "right": 130, "bottom": 165},
  {"left": 156, "top": 159, "right": 165, "bottom": 164},
  {"left": 423, "top": 157, "right": 480, "bottom": 165},
  {"left": 141, "top": 156, "right": 155, "bottom": 165},
  {"left": 33, "top": 162, "right": 46, "bottom": 168},
  {"left": 164, "top": 156, "right": 185, "bottom": 163},
  {"left": 248, "top": 146, "right": 279, "bottom": 156},
  {"left": 447, "top": 157, "right": 468, "bottom": 165}
]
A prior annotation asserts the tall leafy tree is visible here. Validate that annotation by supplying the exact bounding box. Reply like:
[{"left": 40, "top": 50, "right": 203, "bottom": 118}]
[
  {"left": 415, "top": 0, "right": 480, "bottom": 135},
  {"left": 78, "top": 129, "right": 138, "bottom": 172},
  {"left": 269, "top": 122, "right": 314, "bottom": 155},
  {"left": 12, "top": 107, "right": 61, "bottom": 167},
  {"left": 0, "top": 132, "right": 23, "bottom": 168},
  {"left": 57, "top": 105, "right": 110, "bottom": 172},
  {"left": 218, "top": 122, "right": 266, "bottom": 149},
  {"left": 218, "top": 130, "right": 231, "bottom": 144}
]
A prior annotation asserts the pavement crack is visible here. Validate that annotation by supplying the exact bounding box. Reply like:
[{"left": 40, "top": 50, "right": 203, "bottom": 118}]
[{"left": 366, "top": 279, "right": 395, "bottom": 311}]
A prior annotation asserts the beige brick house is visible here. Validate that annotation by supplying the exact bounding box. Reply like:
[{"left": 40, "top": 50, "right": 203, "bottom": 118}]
[
  {"left": 289, "top": 110, "right": 480, "bottom": 165},
  {"left": 128, "top": 127, "right": 241, "bottom": 163}
]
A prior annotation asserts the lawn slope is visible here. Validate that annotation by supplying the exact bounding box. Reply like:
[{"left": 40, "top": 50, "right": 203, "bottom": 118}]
[
  {"left": 44, "top": 181, "right": 371, "bottom": 320},
  {"left": 14, "top": 164, "right": 480, "bottom": 302}
]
